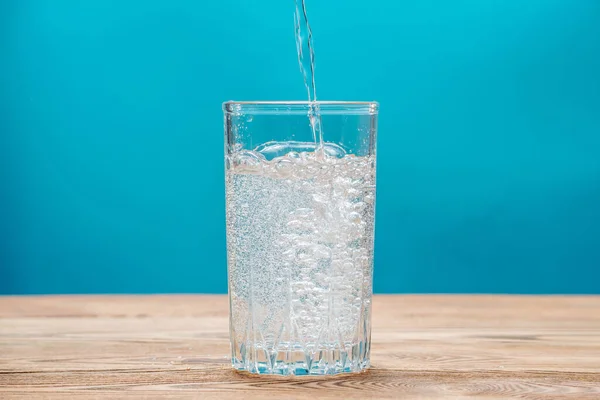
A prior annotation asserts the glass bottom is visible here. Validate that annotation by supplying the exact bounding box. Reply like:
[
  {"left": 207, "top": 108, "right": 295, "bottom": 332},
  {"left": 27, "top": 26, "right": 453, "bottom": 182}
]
[{"left": 232, "top": 340, "right": 371, "bottom": 376}]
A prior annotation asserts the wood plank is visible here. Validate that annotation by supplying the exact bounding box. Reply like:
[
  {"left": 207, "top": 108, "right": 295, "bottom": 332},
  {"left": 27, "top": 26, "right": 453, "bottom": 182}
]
[{"left": 0, "top": 295, "right": 599, "bottom": 399}]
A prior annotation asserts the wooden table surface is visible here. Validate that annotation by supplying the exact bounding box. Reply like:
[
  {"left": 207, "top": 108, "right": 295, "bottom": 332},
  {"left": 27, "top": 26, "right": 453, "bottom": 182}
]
[{"left": 0, "top": 295, "right": 599, "bottom": 399}]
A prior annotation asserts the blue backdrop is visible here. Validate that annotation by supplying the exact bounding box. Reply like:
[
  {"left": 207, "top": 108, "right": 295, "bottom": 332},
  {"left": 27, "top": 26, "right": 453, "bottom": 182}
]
[{"left": 1, "top": 0, "right": 599, "bottom": 294}]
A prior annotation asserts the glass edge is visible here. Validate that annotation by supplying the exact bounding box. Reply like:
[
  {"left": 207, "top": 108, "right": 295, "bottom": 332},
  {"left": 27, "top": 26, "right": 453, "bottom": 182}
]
[{"left": 222, "top": 101, "right": 379, "bottom": 115}]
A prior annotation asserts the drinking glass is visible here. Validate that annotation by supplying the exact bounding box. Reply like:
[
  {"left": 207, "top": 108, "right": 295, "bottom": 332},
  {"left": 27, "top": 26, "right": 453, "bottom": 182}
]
[{"left": 223, "top": 101, "right": 378, "bottom": 375}]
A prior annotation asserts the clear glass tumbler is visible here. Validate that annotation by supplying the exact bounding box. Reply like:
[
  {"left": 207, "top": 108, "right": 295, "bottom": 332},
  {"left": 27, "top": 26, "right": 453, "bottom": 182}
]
[{"left": 223, "top": 101, "right": 378, "bottom": 375}]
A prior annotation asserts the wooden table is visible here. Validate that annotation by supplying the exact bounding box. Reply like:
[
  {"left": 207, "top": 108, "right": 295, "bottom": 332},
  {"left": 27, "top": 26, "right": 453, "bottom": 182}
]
[{"left": 0, "top": 295, "right": 599, "bottom": 399}]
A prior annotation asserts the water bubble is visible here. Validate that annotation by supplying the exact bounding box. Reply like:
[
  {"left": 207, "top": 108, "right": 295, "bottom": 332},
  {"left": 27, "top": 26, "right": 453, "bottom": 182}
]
[
  {"left": 255, "top": 141, "right": 321, "bottom": 161},
  {"left": 314, "top": 272, "right": 328, "bottom": 282},
  {"left": 292, "top": 208, "right": 313, "bottom": 217},
  {"left": 287, "top": 220, "right": 304, "bottom": 230},
  {"left": 299, "top": 256, "right": 315, "bottom": 265},
  {"left": 358, "top": 256, "right": 371, "bottom": 267},
  {"left": 275, "top": 159, "right": 293, "bottom": 177},
  {"left": 296, "top": 240, "right": 312, "bottom": 248},
  {"left": 312, "top": 193, "right": 329, "bottom": 203},
  {"left": 232, "top": 150, "right": 265, "bottom": 170},
  {"left": 313, "top": 245, "right": 332, "bottom": 260},
  {"left": 348, "top": 212, "right": 362, "bottom": 224},
  {"left": 352, "top": 202, "right": 366, "bottom": 212},
  {"left": 322, "top": 143, "right": 348, "bottom": 158},
  {"left": 306, "top": 165, "right": 318, "bottom": 176},
  {"left": 321, "top": 229, "right": 337, "bottom": 242},
  {"left": 346, "top": 188, "right": 360, "bottom": 198},
  {"left": 352, "top": 248, "right": 365, "bottom": 258}
]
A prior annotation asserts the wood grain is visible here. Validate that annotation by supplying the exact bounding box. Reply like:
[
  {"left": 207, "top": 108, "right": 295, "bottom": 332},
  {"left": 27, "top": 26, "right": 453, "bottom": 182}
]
[{"left": 0, "top": 295, "right": 599, "bottom": 399}]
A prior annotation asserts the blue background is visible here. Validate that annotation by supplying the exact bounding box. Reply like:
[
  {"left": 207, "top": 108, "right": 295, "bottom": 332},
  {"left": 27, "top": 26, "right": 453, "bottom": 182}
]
[{"left": 1, "top": 0, "right": 599, "bottom": 294}]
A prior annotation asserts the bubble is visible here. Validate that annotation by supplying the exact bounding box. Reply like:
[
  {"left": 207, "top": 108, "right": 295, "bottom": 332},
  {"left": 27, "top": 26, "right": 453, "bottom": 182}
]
[
  {"left": 321, "top": 229, "right": 337, "bottom": 242},
  {"left": 275, "top": 159, "right": 293, "bottom": 177},
  {"left": 312, "top": 193, "right": 329, "bottom": 203},
  {"left": 314, "top": 272, "right": 328, "bottom": 282},
  {"left": 306, "top": 165, "right": 317, "bottom": 175},
  {"left": 348, "top": 212, "right": 362, "bottom": 224},
  {"left": 346, "top": 188, "right": 360, "bottom": 198},
  {"left": 282, "top": 249, "right": 295, "bottom": 260},
  {"left": 312, "top": 245, "right": 332, "bottom": 260},
  {"left": 255, "top": 141, "right": 319, "bottom": 161},
  {"left": 232, "top": 150, "right": 265, "bottom": 170},
  {"left": 287, "top": 220, "right": 304, "bottom": 230},
  {"left": 296, "top": 240, "right": 312, "bottom": 248},
  {"left": 352, "top": 202, "right": 366, "bottom": 212},
  {"left": 299, "top": 255, "right": 314, "bottom": 265},
  {"left": 292, "top": 208, "right": 313, "bottom": 217},
  {"left": 301, "top": 151, "right": 314, "bottom": 161},
  {"left": 352, "top": 248, "right": 365, "bottom": 258},
  {"left": 358, "top": 256, "right": 371, "bottom": 267},
  {"left": 322, "top": 143, "right": 348, "bottom": 158}
]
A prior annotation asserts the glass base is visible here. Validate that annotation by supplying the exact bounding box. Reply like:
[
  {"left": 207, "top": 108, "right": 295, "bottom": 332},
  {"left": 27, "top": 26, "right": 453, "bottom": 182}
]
[{"left": 232, "top": 341, "right": 371, "bottom": 376}]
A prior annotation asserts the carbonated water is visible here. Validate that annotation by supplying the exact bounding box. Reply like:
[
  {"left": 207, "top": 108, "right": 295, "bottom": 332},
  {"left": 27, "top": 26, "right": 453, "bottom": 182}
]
[{"left": 226, "top": 142, "right": 375, "bottom": 375}]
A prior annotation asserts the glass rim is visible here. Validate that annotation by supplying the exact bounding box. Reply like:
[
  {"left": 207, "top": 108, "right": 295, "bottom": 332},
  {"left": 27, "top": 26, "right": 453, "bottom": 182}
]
[{"left": 223, "top": 101, "right": 379, "bottom": 115}]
